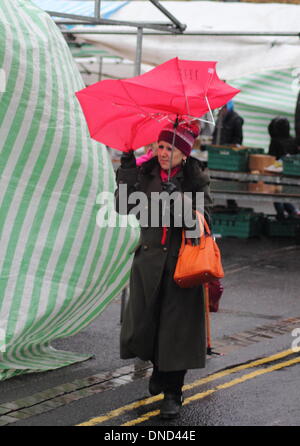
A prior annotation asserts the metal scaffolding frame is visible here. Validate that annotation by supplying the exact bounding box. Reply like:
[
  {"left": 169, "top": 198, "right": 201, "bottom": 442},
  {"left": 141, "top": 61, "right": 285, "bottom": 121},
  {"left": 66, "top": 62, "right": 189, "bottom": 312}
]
[
  {"left": 48, "top": 1, "right": 300, "bottom": 78},
  {"left": 45, "top": 0, "right": 186, "bottom": 75},
  {"left": 63, "top": 30, "right": 300, "bottom": 37}
]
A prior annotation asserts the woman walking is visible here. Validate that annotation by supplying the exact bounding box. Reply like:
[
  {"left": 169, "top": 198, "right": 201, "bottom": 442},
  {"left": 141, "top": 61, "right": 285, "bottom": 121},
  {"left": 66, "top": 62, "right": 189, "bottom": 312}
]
[{"left": 115, "top": 121, "right": 212, "bottom": 419}]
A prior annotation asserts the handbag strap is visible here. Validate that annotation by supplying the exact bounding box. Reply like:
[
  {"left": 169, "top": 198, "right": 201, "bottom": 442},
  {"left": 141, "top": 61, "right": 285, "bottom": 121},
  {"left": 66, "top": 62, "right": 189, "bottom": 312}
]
[
  {"left": 195, "top": 210, "right": 211, "bottom": 236},
  {"left": 180, "top": 210, "right": 210, "bottom": 248}
]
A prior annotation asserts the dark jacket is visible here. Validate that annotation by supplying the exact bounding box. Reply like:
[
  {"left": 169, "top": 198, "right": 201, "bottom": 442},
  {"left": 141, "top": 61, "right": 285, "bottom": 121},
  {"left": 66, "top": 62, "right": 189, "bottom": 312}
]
[
  {"left": 212, "top": 110, "right": 244, "bottom": 146},
  {"left": 268, "top": 117, "right": 298, "bottom": 160},
  {"left": 295, "top": 91, "right": 300, "bottom": 146},
  {"left": 115, "top": 156, "right": 213, "bottom": 371}
]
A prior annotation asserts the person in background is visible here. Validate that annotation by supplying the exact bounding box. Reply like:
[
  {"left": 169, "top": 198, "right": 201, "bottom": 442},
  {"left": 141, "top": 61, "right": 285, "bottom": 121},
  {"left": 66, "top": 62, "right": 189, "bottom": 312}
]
[
  {"left": 212, "top": 100, "right": 244, "bottom": 146},
  {"left": 136, "top": 142, "right": 158, "bottom": 166},
  {"left": 268, "top": 116, "right": 298, "bottom": 160},
  {"left": 294, "top": 89, "right": 300, "bottom": 149},
  {"left": 268, "top": 116, "right": 299, "bottom": 220},
  {"left": 212, "top": 101, "right": 244, "bottom": 210}
]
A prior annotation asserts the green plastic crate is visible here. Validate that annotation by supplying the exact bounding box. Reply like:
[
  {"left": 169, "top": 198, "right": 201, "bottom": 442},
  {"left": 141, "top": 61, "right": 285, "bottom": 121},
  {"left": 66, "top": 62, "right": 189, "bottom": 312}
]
[
  {"left": 264, "top": 215, "right": 300, "bottom": 237},
  {"left": 207, "top": 146, "right": 264, "bottom": 172},
  {"left": 212, "top": 210, "right": 264, "bottom": 238},
  {"left": 282, "top": 155, "right": 300, "bottom": 177}
]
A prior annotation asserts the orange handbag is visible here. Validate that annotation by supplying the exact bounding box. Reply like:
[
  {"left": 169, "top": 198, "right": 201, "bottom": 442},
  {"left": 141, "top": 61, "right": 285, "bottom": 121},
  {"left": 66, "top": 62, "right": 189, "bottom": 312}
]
[{"left": 174, "top": 212, "right": 224, "bottom": 288}]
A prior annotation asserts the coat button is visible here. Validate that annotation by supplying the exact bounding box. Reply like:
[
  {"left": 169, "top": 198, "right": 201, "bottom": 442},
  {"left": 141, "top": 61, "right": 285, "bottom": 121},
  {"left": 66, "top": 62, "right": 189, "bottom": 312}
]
[
  {"left": 143, "top": 245, "right": 149, "bottom": 251},
  {"left": 162, "top": 247, "right": 167, "bottom": 252}
]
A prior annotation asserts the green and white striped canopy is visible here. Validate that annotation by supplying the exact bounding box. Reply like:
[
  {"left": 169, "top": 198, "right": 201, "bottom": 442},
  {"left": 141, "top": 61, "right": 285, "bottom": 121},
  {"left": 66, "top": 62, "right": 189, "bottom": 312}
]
[
  {"left": 232, "top": 69, "right": 298, "bottom": 150},
  {"left": 0, "top": 0, "right": 138, "bottom": 381}
]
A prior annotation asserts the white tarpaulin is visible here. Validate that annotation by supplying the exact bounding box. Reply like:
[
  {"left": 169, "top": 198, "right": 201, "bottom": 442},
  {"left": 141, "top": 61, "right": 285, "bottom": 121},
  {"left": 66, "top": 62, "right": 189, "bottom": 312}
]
[{"left": 75, "top": 1, "right": 300, "bottom": 80}]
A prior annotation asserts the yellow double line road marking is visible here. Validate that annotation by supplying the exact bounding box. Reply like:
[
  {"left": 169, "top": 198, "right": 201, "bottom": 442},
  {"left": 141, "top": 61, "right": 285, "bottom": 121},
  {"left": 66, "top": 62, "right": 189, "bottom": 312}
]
[
  {"left": 77, "top": 348, "right": 299, "bottom": 427},
  {"left": 124, "top": 354, "right": 300, "bottom": 426}
]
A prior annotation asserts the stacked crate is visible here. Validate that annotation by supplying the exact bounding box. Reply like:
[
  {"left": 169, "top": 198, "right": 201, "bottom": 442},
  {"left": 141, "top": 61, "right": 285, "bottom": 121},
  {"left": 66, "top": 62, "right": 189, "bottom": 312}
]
[
  {"left": 212, "top": 208, "right": 264, "bottom": 239},
  {"left": 207, "top": 146, "right": 264, "bottom": 172},
  {"left": 283, "top": 155, "right": 300, "bottom": 177}
]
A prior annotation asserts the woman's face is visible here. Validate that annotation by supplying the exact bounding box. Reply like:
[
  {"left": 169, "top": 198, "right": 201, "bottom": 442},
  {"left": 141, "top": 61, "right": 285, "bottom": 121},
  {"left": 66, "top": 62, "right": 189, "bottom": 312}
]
[{"left": 157, "top": 141, "right": 186, "bottom": 170}]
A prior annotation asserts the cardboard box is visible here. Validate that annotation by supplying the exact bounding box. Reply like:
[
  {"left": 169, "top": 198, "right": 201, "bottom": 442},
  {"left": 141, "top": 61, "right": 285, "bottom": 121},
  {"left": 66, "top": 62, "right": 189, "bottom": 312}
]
[
  {"left": 248, "top": 181, "right": 282, "bottom": 194},
  {"left": 248, "top": 154, "right": 276, "bottom": 173}
]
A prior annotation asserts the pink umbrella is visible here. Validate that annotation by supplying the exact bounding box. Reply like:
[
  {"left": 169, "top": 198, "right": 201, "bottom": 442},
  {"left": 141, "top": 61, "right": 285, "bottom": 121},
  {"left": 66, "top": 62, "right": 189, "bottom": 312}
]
[{"left": 76, "top": 57, "right": 240, "bottom": 151}]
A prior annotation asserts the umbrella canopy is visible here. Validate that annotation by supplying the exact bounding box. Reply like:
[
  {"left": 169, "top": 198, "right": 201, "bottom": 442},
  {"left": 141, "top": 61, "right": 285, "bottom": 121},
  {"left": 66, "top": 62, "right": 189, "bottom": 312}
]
[{"left": 76, "top": 57, "right": 240, "bottom": 151}]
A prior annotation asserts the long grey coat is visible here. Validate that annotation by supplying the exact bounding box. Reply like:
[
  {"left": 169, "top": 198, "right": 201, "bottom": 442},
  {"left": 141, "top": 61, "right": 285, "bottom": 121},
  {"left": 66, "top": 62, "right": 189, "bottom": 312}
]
[{"left": 115, "top": 156, "right": 213, "bottom": 372}]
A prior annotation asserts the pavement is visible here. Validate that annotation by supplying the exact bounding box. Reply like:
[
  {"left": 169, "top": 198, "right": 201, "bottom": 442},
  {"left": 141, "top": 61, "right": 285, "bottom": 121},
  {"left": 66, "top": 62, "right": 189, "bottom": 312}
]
[{"left": 0, "top": 233, "right": 299, "bottom": 427}]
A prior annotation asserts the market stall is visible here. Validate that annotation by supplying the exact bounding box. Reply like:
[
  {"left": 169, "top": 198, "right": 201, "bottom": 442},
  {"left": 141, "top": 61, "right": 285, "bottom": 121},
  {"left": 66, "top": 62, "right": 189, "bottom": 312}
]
[
  {"left": 0, "top": 0, "right": 139, "bottom": 381},
  {"left": 49, "top": 1, "right": 300, "bottom": 237},
  {"left": 201, "top": 145, "right": 300, "bottom": 239}
]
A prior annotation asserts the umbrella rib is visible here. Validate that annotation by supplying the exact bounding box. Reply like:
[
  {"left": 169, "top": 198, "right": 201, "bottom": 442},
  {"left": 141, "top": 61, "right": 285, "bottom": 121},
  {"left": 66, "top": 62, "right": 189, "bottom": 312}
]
[
  {"left": 118, "top": 80, "right": 189, "bottom": 118},
  {"left": 204, "top": 96, "right": 215, "bottom": 126},
  {"left": 203, "top": 68, "right": 217, "bottom": 124},
  {"left": 176, "top": 58, "right": 191, "bottom": 118},
  {"left": 117, "top": 81, "right": 183, "bottom": 127},
  {"left": 122, "top": 79, "right": 206, "bottom": 118},
  {"left": 117, "top": 80, "right": 153, "bottom": 119},
  {"left": 124, "top": 79, "right": 189, "bottom": 101}
]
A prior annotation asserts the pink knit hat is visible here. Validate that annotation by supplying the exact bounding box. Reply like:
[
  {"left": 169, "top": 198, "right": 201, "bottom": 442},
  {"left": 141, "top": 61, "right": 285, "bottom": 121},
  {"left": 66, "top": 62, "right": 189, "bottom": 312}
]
[{"left": 158, "top": 121, "right": 200, "bottom": 157}]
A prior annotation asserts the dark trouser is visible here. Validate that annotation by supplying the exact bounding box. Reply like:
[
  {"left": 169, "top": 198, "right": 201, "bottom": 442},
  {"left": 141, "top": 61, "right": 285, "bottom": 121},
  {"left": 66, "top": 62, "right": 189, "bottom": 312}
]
[
  {"left": 274, "top": 202, "right": 296, "bottom": 218},
  {"left": 152, "top": 363, "right": 186, "bottom": 394}
]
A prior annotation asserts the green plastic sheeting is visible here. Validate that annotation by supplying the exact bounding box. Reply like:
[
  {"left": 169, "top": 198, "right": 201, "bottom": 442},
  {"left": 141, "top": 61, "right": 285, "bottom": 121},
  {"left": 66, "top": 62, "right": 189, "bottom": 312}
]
[{"left": 0, "top": 0, "right": 138, "bottom": 381}]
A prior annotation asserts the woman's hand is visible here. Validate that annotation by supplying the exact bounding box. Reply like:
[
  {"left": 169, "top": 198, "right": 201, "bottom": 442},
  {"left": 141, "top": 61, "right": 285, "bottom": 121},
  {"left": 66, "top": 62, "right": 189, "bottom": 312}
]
[
  {"left": 186, "top": 237, "right": 200, "bottom": 246},
  {"left": 120, "top": 150, "right": 136, "bottom": 169}
]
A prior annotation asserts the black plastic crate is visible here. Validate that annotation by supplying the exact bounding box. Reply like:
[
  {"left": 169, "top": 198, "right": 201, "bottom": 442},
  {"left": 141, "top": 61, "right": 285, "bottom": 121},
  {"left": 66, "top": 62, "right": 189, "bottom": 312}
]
[
  {"left": 264, "top": 215, "right": 300, "bottom": 237},
  {"left": 212, "top": 209, "right": 264, "bottom": 238}
]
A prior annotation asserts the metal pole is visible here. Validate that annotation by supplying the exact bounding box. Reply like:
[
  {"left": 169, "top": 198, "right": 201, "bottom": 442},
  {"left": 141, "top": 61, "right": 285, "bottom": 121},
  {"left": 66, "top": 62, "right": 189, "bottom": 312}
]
[
  {"left": 51, "top": 12, "right": 179, "bottom": 33},
  {"left": 168, "top": 121, "right": 178, "bottom": 181},
  {"left": 134, "top": 27, "right": 143, "bottom": 76},
  {"left": 168, "top": 124, "right": 177, "bottom": 181},
  {"left": 149, "top": 0, "right": 186, "bottom": 32},
  {"left": 98, "top": 56, "right": 103, "bottom": 81},
  {"left": 120, "top": 287, "right": 127, "bottom": 324},
  {"left": 94, "top": 0, "right": 101, "bottom": 20},
  {"left": 61, "top": 29, "right": 300, "bottom": 37},
  {"left": 216, "top": 111, "right": 223, "bottom": 146},
  {"left": 162, "top": 117, "right": 179, "bottom": 218}
]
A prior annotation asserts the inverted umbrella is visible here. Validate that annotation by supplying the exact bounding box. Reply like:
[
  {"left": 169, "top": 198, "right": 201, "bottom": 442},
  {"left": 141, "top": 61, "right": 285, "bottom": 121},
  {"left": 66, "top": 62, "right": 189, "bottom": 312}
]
[{"left": 76, "top": 57, "right": 240, "bottom": 152}]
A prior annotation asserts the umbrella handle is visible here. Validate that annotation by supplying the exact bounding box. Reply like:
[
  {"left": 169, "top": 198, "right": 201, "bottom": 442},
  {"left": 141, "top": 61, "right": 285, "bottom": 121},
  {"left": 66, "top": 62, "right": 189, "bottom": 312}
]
[
  {"left": 204, "top": 283, "right": 211, "bottom": 350},
  {"left": 167, "top": 116, "right": 179, "bottom": 181}
]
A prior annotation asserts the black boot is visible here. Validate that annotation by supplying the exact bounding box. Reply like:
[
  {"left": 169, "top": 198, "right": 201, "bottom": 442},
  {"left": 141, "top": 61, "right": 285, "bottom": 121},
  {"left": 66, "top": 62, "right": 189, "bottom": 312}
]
[
  {"left": 160, "top": 392, "right": 183, "bottom": 419},
  {"left": 149, "top": 375, "right": 163, "bottom": 396},
  {"left": 148, "top": 366, "right": 163, "bottom": 396}
]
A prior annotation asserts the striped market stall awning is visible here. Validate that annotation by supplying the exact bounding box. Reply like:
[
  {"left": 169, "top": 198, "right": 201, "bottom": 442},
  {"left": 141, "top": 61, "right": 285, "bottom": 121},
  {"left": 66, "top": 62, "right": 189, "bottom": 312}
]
[
  {"left": 232, "top": 69, "right": 298, "bottom": 150},
  {"left": 0, "top": 0, "right": 138, "bottom": 381}
]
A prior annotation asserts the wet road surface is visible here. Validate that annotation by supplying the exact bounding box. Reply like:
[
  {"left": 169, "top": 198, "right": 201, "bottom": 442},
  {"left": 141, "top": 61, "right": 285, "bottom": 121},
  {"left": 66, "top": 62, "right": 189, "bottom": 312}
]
[{"left": 0, "top": 237, "right": 299, "bottom": 427}]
